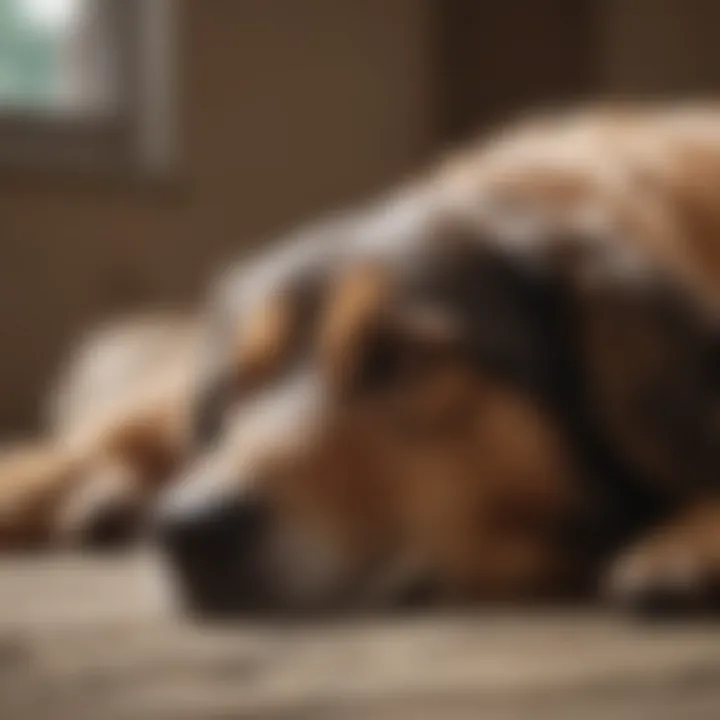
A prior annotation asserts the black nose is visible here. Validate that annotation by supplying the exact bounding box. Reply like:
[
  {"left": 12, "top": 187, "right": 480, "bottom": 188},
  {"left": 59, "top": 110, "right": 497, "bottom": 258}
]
[{"left": 157, "top": 496, "right": 269, "bottom": 617}]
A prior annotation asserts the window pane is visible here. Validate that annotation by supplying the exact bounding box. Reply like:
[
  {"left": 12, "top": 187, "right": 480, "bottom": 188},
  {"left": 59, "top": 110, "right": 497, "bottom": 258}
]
[{"left": 0, "top": 0, "right": 116, "bottom": 115}]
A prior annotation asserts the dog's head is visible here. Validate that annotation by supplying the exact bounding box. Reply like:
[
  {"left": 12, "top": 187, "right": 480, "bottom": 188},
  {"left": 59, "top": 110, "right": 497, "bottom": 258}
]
[{"left": 155, "top": 196, "right": 585, "bottom": 617}]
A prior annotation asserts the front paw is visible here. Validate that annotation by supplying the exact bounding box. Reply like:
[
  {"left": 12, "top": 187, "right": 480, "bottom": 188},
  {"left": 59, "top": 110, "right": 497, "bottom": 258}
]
[{"left": 604, "top": 537, "right": 720, "bottom": 617}]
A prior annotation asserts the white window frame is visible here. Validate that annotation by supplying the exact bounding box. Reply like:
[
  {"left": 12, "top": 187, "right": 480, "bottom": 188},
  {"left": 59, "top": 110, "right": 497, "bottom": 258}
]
[{"left": 0, "top": 0, "right": 177, "bottom": 175}]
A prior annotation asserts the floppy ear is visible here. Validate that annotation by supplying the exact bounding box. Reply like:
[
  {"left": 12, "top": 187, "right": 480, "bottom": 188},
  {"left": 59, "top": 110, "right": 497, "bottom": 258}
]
[
  {"left": 498, "top": 218, "right": 720, "bottom": 494},
  {"left": 568, "top": 263, "right": 720, "bottom": 493}
]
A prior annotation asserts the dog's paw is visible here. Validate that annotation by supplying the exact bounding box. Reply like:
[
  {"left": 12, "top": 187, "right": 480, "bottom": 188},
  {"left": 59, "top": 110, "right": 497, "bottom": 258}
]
[
  {"left": 53, "top": 459, "right": 145, "bottom": 550},
  {"left": 604, "top": 529, "right": 720, "bottom": 617}
]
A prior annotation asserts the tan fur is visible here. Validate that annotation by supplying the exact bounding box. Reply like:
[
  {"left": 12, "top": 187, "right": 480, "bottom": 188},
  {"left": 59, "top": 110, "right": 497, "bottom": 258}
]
[
  {"left": 0, "top": 443, "right": 79, "bottom": 547},
  {"left": 319, "top": 262, "right": 391, "bottom": 390},
  {"left": 233, "top": 292, "right": 299, "bottom": 392},
  {"left": 445, "top": 106, "right": 720, "bottom": 298},
  {"left": 4, "top": 105, "right": 720, "bottom": 610},
  {"left": 0, "top": 316, "right": 195, "bottom": 547}
]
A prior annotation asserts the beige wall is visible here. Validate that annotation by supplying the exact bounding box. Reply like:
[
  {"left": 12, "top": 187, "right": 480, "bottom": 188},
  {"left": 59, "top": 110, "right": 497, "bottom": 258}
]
[{"left": 0, "top": 0, "right": 436, "bottom": 430}]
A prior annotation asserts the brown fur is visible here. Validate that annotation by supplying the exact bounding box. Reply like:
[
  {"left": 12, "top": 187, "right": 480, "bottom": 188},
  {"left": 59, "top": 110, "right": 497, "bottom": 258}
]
[
  {"left": 4, "top": 105, "right": 720, "bottom": 611},
  {"left": 311, "top": 263, "right": 581, "bottom": 600},
  {"left": 444, "top": 107, "right": 720, "bottom": 495}
]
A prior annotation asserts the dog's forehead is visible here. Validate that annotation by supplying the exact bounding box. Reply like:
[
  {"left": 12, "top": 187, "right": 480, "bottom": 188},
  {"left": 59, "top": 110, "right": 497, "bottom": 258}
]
[
  {"left": 211, "top": 189, "right": 447, "bottom": 343},
  {"left": 195, "top": 180, "right": 510, "bottom": 440},
  {"left": 216, "top": 214, "right": 349, "bottom": 313}
]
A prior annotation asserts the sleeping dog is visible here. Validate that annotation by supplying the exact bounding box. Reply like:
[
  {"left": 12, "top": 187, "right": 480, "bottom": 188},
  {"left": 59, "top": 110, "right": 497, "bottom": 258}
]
[{"left": 2, "top": 105, "right": 720, "bottom": 615}]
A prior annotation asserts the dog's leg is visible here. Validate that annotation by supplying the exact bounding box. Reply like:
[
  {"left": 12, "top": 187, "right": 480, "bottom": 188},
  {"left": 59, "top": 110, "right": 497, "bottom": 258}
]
[
  {"left": 0, "top": 377, "right": 187, "bottom": 550},
  {"left": 0, "top": 443, "right": 81, "bottom": 548},
  {"left": 53, "top": 455, "right": 148, "bottom": 548},
  {"left": 605, "top": 500, "right": 720, "bottom": 614}
]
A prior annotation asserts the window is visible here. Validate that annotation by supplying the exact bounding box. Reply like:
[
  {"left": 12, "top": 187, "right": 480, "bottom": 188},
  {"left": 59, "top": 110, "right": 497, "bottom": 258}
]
[{"left": 0, "top": 0, "right": 176, "bottom": 174}]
